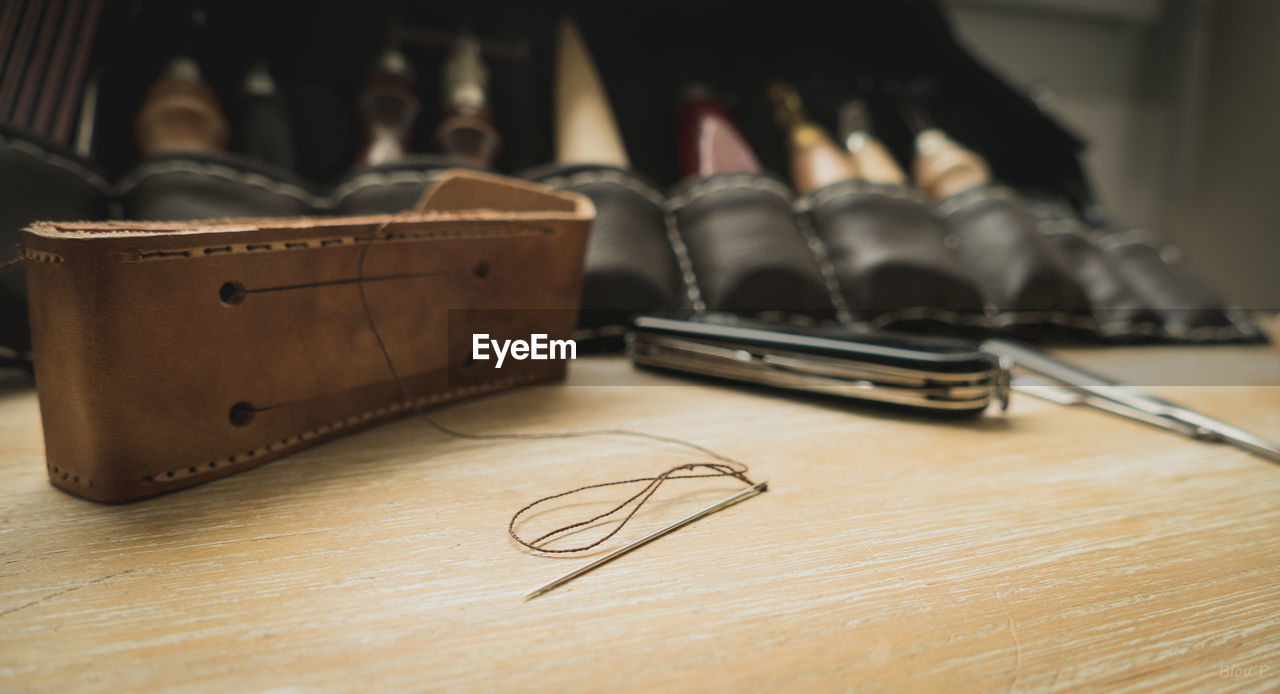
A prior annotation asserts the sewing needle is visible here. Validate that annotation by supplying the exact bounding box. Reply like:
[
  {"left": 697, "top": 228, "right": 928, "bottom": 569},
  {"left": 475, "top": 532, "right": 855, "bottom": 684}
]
[{"left": 524, "top": 480, "right": 769, "bottom": 601}]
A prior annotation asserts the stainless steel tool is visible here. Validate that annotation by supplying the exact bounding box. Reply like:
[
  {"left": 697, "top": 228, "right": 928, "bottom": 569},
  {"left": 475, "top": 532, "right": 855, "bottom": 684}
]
[{"left": 985, "top": 339, "right": 1280, "bottom": 464}]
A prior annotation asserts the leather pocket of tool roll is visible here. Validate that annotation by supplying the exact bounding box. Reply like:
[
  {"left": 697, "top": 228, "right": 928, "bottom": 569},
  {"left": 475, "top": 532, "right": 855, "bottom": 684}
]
[
  {"left": 935, "top": 185, "right": 1090, "bottom": 327},
  {"left": 666, "top": 173, "right": 835, "bottom": 318},
  {"left": 528, "top": 163, "right": 686, "bottom": 333},
  {"left": 330, "top": 156, "right": 466, "bottom": 215},
  {"left": 796, "top": 180, "right": 984, "bottom": 327},
  {"left": 1097, "top": 229, "right": 1259, "bottom": 341},
  {"left": 1034, "top": 213, "right": 1167, "bottom": 340},
  {"left": 0, "top": 126, "right": 112, "bottom": 356},
  {"left": 119, "top": 151, "right": 323, "bottom": 219}
]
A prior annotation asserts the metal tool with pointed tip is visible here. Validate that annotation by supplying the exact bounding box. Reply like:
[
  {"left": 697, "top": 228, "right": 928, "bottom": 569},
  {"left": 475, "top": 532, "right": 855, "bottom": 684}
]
[
  {"left": 912, "top": 128, "right": 990, "bottom": 199},
  {"left": 899, "top": 100, "right": 990, "bottom": 199},
  {"left": 677, "top": 85, "right": 762, "bottom": 179},
  {"left": 242, "top": 61, "right": 294, "bottom": 170},
  {"left": 767, "top": 81, "right": 859, "bottom": 194},
  {"left": 554, "top": 17, "right": 629, "bottom": 167},
  {"left": 434, "top": 31, "right": 501, "bottom": 169},
  {"left": 525, "top": 481, "right": 768, "bottom": 601},
  {"left": 837, "top": 99, "right": 906, "bottom": 185},
  {"left": 988, "top": 339, "right": 1280, "bottom": 464},
  {"left": 355, "top": 48, "right": 420, "bottom": 168}
]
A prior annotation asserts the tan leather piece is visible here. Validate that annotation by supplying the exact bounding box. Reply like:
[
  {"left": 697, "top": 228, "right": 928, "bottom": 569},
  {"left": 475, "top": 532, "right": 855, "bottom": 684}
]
[{"left": 22, "top": 170, "right": 594, "bottom": 502}]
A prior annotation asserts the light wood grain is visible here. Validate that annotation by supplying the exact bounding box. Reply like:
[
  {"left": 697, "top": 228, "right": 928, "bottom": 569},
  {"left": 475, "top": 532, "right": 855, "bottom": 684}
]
[{"left": 2, "top": 347, "right": 1279, "bottom": 693}]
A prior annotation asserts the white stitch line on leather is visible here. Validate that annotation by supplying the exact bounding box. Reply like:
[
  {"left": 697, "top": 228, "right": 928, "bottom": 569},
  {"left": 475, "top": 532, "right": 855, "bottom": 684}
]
[
  {"left": 1, "top": 134, "right": 115, "bottom": 194},
  {"left": 122, "top": 226, "right": 548, "bottom": 262},
  {"left": 19, "top": 247, "right": 65, "bottom": 264},
  {"left": 116, "top": 160, "right": 328, "bottom": 207},
  {"left": 795, "top": 212, "right": 854, "bottom": 324},
  {"left": 1095, "top": 227, "right": 1178, "bottom": 257},
  {"left": 796, "top": 179, "right": 926, "bottom": 213},
  {"left": 933, "top": 185, "right": 1019, "bottom": 218},
  {"left": 329, "top": 169, "right": 443, "bottom": 204},
  {"left": 664, "top": 175, "right": 794, "bottom": 212},
  {"left": 1223, "top": 307, "right": 1259, "bottom": 338},
  {"left": 538, "top": 169, "right": 666, "bottom": 207},
  {"left": 662, "top": 211, "right": 705, "bottom": 311},
  {"left": 143, "top": 375, "right": 538, "bottom": 483},
  {"left": 1096, "top": 227, "right": 1163, "bottom": 251}
]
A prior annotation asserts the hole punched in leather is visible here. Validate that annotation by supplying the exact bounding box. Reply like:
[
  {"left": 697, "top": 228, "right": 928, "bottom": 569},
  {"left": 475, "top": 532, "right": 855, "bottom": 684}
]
[
  {"left": 228, "top": 402, "right": 255, "bottom": 427},
  {"left": 219, "top": 280, "right": 246, "bottom": 305}
]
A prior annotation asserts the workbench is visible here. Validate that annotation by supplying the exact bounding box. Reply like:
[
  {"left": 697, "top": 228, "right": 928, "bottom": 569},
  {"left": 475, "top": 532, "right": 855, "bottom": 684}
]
[{"left": 2, "top": 346, "right": 1278, "bottom": 692}]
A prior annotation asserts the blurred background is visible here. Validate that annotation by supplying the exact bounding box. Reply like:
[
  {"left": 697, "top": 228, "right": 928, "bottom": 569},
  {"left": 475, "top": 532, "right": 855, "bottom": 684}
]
[{"left": 941, "top": 0, "right": 1278, "bottom": 309}]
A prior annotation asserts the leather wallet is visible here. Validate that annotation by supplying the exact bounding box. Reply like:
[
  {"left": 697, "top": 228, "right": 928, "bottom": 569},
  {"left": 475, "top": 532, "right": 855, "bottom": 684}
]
[{"left": 21, "top": 170, "right": 594, "bottom": 502}]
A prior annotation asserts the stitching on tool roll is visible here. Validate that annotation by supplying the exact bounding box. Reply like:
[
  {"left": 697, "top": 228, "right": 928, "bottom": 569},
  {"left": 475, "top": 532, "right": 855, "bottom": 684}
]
[
  {"left": 1094, "top": 227, "right": 1179, "bottom": 257},
  {"left": 794, "top": 213, "right": 854, "bottom": 324},
  {"left": 0, "top": 134, "right": 116, "bottom": 194},
  {"left": 138, "top": 376, "right": 539, "bottom": 485},
  {"left": 1222, "top": 307, "right": 1259, "bottom": 338},
  {"left": 664, "top": 175, "right": 794, "bottom": 211},
  {"left": 989, "top": 311, "right": 1099, "bottom": 330},
  {"left": 932, "top": 184, "right": 1013, "bottom": 218},
  {"left": 116, "top": 160, "right": 329, "bottom": 207},
  {"left": 796, "top": 179, "right": 926, "bottom": 213},
  {"left": 123, "top": 226, "right": 548, "bottom": 263},
  {"left": 869, "top": 305, "right": 1248, "bottom": 341},
  {"left": 537, "top": 169, "right": 666, "bottom": 207},
  {"left": 19, "top": 247, "right": 65, "bottom": 264},
  {"left": 662, "top": 211, "right": 705, "bottom": 310},
  {"left": 329, "top": 169, "right": 444, "bottom": 203}
]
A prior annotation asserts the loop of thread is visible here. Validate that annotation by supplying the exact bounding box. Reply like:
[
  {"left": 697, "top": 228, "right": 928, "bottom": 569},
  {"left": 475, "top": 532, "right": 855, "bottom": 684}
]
[
  {"left": 354, "top": 206, "right": 757, "bottom": 555},
  {"left": 508, "top": 462, "right": 753, "bottom": 554}
]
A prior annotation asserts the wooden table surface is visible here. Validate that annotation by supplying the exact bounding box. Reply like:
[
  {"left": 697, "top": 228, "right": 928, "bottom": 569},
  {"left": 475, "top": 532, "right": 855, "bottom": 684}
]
[{"left": 2, "top": 346, "right": 1279, "bottom": 692}]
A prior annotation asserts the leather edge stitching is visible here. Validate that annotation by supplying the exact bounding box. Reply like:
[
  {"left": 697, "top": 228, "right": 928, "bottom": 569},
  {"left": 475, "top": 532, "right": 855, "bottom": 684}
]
[
  {"left": 139, "top": 374, "right": 542, "bottom": 486},
  {"left": 794, "top": 212, "right": 855, "bottom": 324}
]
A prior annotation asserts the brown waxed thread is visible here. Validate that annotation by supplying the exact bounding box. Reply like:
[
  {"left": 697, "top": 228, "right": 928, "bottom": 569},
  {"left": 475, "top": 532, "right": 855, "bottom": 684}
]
[{"left": 353, "top": 204, "right": 760, "bottom": 555}]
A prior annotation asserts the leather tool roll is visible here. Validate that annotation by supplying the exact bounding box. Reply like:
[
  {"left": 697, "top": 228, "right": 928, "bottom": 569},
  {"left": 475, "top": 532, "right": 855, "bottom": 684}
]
[
  {"left": 21, "top": 170, "right": 594, "bottom": 502},
  {"left": 1022, "top": 196, "right": 1163, "bottom": 338},
  {"left": 1, "top": 127, "right": 112, "bottom": 358},
  {"left": 120, "top": 151, "right": 322, "bottom": 220},
  {"left": 668, "top": 173, "right": 835, "bottom": 318},
  {"left": 1042, "top": 227, "right": 1162, "bottom": 337},
  {"left": 331, "top": 157, "right": 470, "bottom": 216},
  {"left": 935, "top": 185, "right": 1090, "bottom": 325},
  {"left": 530, "top": 163, "right": 686, "bottom": 332},
  {"left": 797, "top": 180, "right": 984, "bottom": 325},
  {"left": 1098, "top": 229, "right": 1253, "bottom": 341}
]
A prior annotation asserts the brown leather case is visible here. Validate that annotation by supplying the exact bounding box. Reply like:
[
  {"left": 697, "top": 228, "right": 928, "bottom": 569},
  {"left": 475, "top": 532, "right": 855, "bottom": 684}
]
[{"left": 21, "top": 170, "right": 594, "bottom": 502}]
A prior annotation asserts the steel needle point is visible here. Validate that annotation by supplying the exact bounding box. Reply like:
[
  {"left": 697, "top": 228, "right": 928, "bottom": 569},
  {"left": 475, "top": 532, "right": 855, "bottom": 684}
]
[{"left": 524, "top": 480, "right": 769, "bottom": 601}]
